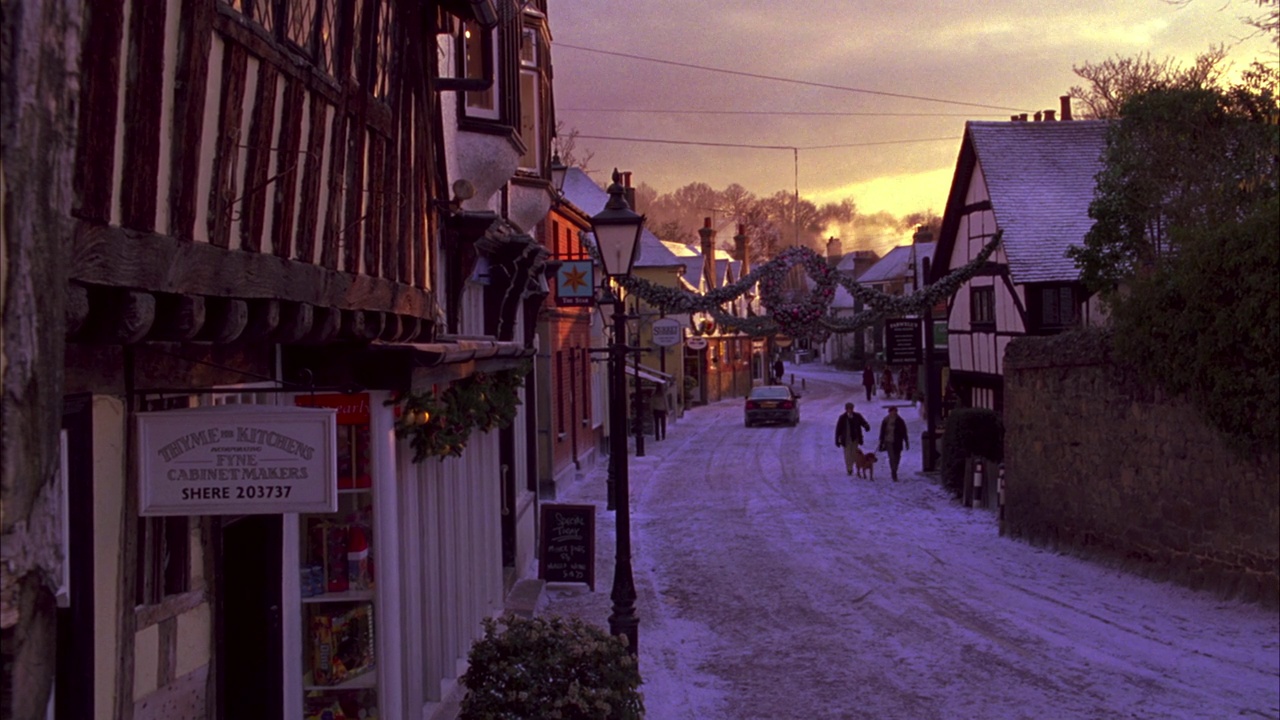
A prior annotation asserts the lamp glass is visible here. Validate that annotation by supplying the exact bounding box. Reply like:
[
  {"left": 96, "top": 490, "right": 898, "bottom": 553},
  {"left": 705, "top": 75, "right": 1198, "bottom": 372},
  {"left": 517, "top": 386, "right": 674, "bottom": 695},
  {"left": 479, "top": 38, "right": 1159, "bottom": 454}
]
[{"left": 550, "top": 153, "right": 568, "bottom": 195}]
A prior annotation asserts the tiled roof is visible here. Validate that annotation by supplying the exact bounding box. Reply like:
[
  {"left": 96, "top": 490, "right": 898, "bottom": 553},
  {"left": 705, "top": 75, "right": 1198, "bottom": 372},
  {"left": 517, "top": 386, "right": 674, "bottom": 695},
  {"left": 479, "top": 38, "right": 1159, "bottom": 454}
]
[
  {"left": 857, "top": 245, "right": 915, "bottom": 284},
  {"left": 967, "top": 120, "right": 1109, "bottom": 283},
  {"left": 560, "top": 168, "right": 682, "bottom": 269}
]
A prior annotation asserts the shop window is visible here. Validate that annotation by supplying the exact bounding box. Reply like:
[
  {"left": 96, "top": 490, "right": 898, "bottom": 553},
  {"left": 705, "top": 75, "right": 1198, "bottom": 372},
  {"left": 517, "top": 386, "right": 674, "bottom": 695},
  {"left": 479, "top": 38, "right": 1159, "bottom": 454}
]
[
  {"left": 970, "top": 286, "right": 995, "bottom": 327},
  {"left": 136, "top": 396, "right": 193, "bottom": 606}
]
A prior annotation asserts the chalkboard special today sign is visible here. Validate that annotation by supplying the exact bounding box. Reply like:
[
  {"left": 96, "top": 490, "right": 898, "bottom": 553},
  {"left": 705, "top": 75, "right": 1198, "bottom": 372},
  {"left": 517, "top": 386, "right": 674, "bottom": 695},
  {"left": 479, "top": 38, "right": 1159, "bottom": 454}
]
[{"left": 539, "top": 503, "right": 596, "bottom": 590}]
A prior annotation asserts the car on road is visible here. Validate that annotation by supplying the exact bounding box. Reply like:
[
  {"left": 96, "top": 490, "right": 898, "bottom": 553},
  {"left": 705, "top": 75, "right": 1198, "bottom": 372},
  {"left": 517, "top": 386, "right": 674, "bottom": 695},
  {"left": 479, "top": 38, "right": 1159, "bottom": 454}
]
[{"left": 744, "top": 385, "right": 800, "bottom": 427}]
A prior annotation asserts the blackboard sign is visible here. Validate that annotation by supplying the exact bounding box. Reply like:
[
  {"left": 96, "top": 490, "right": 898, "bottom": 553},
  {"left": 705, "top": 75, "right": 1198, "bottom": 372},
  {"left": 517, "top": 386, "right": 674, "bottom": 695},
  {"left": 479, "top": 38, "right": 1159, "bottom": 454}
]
[
  {"left": 884, "top": 317, "right": 922, "bottom": 364},
  {"left": 538, "top": 503, "right": 596, "bottom": 590}
]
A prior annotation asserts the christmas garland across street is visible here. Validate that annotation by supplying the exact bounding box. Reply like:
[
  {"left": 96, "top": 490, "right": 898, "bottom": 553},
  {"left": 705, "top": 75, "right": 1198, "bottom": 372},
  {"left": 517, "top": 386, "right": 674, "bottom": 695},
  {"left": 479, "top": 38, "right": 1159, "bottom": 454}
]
[{"left": 603, "top": 231, "right": 1001, "bottom": 340}]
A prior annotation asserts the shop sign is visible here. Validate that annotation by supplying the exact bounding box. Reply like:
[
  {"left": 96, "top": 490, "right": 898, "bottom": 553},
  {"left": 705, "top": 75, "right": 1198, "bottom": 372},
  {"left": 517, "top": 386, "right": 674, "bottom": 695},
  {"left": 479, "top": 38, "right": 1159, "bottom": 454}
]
[
  {"left": 137, "top": 405, "right": 338, "bottom": 516},
  {"left": 651, "top": 317, "right": 682, "bottom": 347},
  {"left": 885, "top": 317, "right": 922, "bottom": 364},
  {"left": 686, "top": 336, "right": 708, "bottom": 351},
  {"left": 554, "top": 260, "right": 595, "bottom": 307}
]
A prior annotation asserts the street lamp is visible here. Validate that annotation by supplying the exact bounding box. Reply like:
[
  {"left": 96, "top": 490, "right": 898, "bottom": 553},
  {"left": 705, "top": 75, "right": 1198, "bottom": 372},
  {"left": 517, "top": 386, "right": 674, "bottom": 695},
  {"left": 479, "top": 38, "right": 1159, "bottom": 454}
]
[
  {"left": 591, "top": 168, "right": 645, "bottom": 655},
  {"left": 549, "top": 151, "right": 568, "bottom": 198}
]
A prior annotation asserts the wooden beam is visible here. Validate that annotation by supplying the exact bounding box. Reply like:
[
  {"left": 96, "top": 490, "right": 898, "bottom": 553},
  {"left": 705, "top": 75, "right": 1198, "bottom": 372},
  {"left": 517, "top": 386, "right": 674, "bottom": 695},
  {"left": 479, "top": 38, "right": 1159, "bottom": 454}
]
[
  {"left": 240, "top": 63, "right": 279, "bottom": 253},
  {"left": 199, "top": 298, "right": 249, "bottom": 343},
  {"left": 71, "top": 222, "right": 438, "bottom": 317},
  {"left": 66, "top": 283, "right": 90, "bottom": 338},
  {"left": 207, "top": 43, "right": 248, "bottom": 248},
  {"left": 301, "top": 306, "right": 342, "bottom": 344},
  {"left": 295, "top": 96, "right": 328, "bottom": 263},
  {"left": 274, "top": 302, "right": 313, "bottom": 344},
  {"left": 149, "top": 294, "right": 206, "bottom": 341},
  {"left": 168, "top": 0, "right": 213, "bottom": 240},
  {"left": 120, "top": 0, "right": 167, "bottom": 231},
  {"left": 241, "top": 299, "right": 281, "bottom": 340},
  {"left": 270, "top": 78, "right": 305, "bottom": 259},
  {"left": 72, "top": 0, "right": 125, "bottom": 222}
]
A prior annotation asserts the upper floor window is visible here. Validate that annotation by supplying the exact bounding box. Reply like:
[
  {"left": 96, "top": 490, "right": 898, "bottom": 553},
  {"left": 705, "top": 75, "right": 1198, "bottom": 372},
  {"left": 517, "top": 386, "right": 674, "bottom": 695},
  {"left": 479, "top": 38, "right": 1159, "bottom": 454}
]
[
  {"left": 462, "top": 18, "right": 498, "bottom": 118},
  {"left": 971, "top": 286, "right": 995, "bottom": 326},
  {"left": 1031, "top": 284, "right": 1078, "bottom": 332},
  {"left": 518, "top": 24, "right": 543, "bottom": 170}
]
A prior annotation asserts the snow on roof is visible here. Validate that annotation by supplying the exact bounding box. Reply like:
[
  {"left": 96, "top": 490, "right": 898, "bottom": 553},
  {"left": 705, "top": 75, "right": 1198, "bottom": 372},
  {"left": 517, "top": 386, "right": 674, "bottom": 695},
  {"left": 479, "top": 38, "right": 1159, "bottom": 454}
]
[
  {"left": 560, "top": 168, "right": 683, "bottom": 269},
  {"left": 965, "top": 120, "right": 1109, "bottom": 284},
  {"left": 857, "top": 245, "right": 915, "bottom": 284}
]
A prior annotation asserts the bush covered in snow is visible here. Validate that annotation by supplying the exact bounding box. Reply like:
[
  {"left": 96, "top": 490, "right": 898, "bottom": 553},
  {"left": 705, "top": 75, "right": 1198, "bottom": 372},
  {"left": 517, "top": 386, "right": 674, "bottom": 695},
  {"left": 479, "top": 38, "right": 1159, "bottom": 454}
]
[
  {"left": 459, "top": 614, "right": 644, "bottom": 720},
  {"left": 941, "top": 408, "right": 1004, "bottom": 497}
]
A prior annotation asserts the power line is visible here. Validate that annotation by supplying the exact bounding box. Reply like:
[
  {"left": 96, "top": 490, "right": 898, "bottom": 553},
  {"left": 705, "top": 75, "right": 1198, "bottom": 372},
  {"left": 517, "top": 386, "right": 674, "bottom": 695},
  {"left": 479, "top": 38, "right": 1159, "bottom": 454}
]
[
  {"left": 561, "top": 107, "right": 1001, "bottom": 118},
  {"left": 574, "top": 134, "right": 959, "bottom": 151},
  {"left": 557, "top": 43, "right": 1030, "bottom": 113}
]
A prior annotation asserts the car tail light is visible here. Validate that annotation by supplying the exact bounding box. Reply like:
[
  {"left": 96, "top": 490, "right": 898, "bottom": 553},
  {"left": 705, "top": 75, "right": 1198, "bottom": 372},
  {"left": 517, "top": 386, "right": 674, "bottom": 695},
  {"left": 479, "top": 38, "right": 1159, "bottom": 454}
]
[
  {"left": 779, "top": 401, "right": 794, "bottom": 409},
  {"left": 745, "top": 400, "right": 760, "bottom": 410}
]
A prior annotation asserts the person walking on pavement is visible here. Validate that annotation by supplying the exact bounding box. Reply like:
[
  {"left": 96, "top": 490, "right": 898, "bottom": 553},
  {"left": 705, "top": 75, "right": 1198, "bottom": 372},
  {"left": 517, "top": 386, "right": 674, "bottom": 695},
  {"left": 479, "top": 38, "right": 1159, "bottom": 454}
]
[
  {"left": 862, "top": 364, "right": 875, "bottom": 401},
  {"left": 878, "top": 406, "right": 910, "bottom": 481},
  {"left": 773, "top": 357, "right": 785, "bottom": 385},
  {"left": 835, "top": 402, "right": 871, "bottom": 477},
  {"left": 650, "top": 388, "right": 668, "bottom": 440}
]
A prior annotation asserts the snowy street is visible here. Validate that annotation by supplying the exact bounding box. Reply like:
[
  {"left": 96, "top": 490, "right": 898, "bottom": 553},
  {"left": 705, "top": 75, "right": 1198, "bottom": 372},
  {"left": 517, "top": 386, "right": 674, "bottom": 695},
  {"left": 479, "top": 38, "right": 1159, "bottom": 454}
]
[{"left": 540, "top": 363, "right": 1280, "bottom": 720}]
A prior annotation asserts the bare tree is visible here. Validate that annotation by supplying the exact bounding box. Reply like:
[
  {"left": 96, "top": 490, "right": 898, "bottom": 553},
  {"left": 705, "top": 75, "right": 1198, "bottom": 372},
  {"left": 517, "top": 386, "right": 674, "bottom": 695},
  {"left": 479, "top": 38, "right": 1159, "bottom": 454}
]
[
  {"left": 554, "top": 121, "right": 594, "bottom": 173},
  {"left": 1068, "top": 47, "right": 1227, "bottom": 119}
]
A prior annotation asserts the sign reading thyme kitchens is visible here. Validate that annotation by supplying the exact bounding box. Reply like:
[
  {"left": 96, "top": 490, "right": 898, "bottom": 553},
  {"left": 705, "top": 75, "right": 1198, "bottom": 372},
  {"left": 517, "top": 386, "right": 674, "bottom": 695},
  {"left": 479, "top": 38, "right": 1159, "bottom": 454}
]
[{"left": 137, "top": 405, "right": 338, "bottom": 516}]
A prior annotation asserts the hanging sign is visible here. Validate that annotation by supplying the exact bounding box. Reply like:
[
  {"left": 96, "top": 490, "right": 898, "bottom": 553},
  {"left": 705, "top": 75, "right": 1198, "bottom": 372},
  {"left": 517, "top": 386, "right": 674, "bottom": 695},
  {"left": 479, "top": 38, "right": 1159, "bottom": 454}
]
[
  {"left": 554, "top": 260, "right": 595, "bottom": 307},
  {"left": 685, "top": 336, "right": 708, "bottom": 351},
  {"left": 885, "top": 317, "right": 923, "bottom": 364},
  {"left": 137, "top": 405, "right": 338, "bottom": 516},
  {"left": 651, "top": 317, "right": 682, "bottom": 347},
  {"left": 774, "top": 334, "right": 794, "bottom": 348}
]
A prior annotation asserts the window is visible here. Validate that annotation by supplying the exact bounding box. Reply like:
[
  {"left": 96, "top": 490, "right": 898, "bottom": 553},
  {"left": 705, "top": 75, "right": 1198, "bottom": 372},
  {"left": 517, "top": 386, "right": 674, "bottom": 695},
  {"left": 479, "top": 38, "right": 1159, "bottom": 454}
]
[
  {"left": 462, "top": 18, "right": 497, "bottom": 117},
  {"left": 372, "top": 2, "right": 394, "bottom": 99},
  {"left": 517, "top": 25, "right": 541, "bottom": 170},
  {"left": 1035, "top": 284, "right": 1078, "bottom": 330},
  {"left": 971, "top": 286, "right": 995, "bottom": 326},
  {"left": 136, "top": 396, "right": 193, "bottom": 605}
]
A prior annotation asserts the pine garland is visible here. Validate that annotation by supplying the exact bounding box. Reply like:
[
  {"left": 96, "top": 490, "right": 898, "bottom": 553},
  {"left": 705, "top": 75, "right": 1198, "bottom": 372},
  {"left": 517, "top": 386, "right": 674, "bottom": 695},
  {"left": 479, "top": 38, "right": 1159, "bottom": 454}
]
[
  {"left": 592, "top": 232, "right": 1001, "bottom": 338},
  {"left": 388, "top": 362, "right": 531, "bottom": 462}
]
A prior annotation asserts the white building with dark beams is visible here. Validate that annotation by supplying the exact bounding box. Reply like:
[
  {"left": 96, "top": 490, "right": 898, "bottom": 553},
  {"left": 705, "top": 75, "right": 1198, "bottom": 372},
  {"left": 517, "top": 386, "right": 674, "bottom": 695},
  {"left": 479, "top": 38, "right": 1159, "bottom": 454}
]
[{"left": 931, "top": 117, "right": 1109, "bottom": 413}]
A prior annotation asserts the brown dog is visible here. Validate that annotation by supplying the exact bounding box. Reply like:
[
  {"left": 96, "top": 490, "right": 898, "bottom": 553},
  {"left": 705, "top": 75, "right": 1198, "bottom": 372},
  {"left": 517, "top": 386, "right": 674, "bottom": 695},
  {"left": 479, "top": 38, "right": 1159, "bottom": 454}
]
[{"left": 855, "top": 449, "right": 878, "bottom": 480}]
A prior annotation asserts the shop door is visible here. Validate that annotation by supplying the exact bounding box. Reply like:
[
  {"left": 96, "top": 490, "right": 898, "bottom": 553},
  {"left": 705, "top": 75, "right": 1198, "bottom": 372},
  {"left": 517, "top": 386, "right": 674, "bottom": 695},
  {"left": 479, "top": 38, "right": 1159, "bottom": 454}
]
[{"left": 218, "top": 515, "right": 283, "bottom": 718}]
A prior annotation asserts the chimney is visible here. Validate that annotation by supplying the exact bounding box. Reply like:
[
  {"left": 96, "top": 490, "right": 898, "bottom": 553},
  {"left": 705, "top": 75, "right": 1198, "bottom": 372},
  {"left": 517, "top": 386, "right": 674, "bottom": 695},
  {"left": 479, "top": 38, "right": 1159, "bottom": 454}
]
[
  {"left": 1059, "top": 95, "right": 1073, "bottom": 121},
  {"left": 733, "top": 223, "right": 750, "bottom": 276},
  {"left": 1044, "top": 109, "right": 1056, "bottom": 121},
  {"left": 912, "top": 225, "right": 933, "bottom": 244},
  {"left": 621, "top": 171, "right": 636, "bottom": 211},
  {"left": 698, "top": 217, "right": 717, "bottom": 289},
  {"left": 1034, "top": 110, "right": 1043, "bottom": 122},
  {"left": 826, "top": 236, "right": 842, "bottom": 268}
]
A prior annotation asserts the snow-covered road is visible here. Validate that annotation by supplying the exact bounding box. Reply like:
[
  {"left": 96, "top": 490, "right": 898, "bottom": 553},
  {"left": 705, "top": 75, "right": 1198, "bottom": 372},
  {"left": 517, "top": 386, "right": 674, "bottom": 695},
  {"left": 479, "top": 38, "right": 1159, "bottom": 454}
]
[{"left": 540, "top": 363, "right": 1280, "bottom": 720}]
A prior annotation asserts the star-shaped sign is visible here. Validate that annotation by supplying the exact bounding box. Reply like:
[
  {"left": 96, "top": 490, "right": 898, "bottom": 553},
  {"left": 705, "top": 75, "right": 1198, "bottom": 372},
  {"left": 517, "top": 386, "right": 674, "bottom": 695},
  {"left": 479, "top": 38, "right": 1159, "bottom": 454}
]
[{"left": 560, "top": 265, "right": 588, "bottom": 292}]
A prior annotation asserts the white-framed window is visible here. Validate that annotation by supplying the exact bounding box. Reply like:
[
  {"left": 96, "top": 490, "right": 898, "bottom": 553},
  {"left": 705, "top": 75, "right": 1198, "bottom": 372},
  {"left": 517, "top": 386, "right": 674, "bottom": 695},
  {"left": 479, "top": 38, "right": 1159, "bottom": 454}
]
[
  {"left": 462, "top": 18, "right": 498, "bottom": 119},
  {"left": 517, "top": 24, "right": 541, "bottom": 170}
]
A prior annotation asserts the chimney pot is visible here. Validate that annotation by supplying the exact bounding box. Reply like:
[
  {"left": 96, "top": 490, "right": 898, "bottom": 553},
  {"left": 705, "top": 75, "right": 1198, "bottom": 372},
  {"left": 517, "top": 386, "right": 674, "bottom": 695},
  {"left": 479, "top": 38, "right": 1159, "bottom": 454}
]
[
  {"left": 1019, "top": 113, "right": 1028, "bottom": 122},
  {"left": 1045, "top": 109, "right": 1056, "bottom": 121},
  {"left": 1034, "top": 111, "right": 1043, "bottom": 122},
  {"left": 1060, "top": 95, "right": 1073, "bottom": 121}
]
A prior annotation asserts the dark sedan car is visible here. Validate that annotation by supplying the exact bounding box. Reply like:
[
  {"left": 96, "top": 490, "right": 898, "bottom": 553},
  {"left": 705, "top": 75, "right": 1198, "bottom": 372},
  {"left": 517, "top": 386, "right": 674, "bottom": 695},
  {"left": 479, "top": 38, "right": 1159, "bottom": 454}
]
[{"left": 744, "top": 385, "right": 800, "bottom": 427}]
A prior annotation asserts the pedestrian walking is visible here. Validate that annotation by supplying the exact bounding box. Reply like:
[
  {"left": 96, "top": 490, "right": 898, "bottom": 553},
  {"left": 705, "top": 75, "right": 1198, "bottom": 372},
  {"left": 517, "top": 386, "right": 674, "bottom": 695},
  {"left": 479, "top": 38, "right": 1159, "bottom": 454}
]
[
  {"left": 834, "top": 402, "right": 871, "bottom": 477},
  {"left": 773, "top": 358, "right": 785, "bottom": 385},
  {"left": 878, "top": 406, "right": 910, "bottom": 481},
  {"left": 650, "top": 388, "right": 668, "bottom": 440},
  {"left": 861, "top": 364, "right": 875, "bottom": 401}
]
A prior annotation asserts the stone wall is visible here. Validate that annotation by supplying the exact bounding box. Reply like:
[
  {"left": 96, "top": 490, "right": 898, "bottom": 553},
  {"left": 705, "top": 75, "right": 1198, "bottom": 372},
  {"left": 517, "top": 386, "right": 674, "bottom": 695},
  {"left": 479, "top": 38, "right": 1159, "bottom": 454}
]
[{"left": 1002, "top": 330, "right": 1279, "bottom": 607}]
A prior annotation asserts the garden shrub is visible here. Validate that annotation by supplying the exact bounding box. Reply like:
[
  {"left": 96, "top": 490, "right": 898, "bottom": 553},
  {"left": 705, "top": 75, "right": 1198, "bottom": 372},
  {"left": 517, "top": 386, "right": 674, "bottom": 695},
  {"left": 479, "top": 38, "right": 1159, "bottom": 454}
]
[
  {"left": 940, "top": 408, "right": 1004, "bottom": 497},
  {"left": 459, "top": 614, "right": 644, "bottom": 720}
]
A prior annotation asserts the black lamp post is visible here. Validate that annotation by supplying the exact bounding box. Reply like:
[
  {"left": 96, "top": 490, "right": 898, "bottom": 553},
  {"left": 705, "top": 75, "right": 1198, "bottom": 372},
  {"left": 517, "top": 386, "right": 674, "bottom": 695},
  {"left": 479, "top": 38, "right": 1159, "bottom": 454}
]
[
  {"left": 591, "top": 168, "right": 645, "bottom": 655},
  {"left": 549, "top": 151, "right": 568, "bottom": 199}
]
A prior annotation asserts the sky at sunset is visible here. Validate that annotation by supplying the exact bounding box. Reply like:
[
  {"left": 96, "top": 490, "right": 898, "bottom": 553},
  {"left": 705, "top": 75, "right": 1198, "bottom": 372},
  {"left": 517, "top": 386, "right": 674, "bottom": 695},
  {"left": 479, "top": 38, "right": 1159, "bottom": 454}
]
[{"left": 549, "top": 0, "right": 1279, "bottom": 251}]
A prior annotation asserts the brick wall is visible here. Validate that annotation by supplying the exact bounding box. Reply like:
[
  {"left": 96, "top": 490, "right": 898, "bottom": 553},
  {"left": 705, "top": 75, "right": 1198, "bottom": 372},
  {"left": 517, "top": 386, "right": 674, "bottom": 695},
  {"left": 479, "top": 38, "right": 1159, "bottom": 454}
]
[{"left": 1002, "top": 330, "right": 1279, "bottom": 607}]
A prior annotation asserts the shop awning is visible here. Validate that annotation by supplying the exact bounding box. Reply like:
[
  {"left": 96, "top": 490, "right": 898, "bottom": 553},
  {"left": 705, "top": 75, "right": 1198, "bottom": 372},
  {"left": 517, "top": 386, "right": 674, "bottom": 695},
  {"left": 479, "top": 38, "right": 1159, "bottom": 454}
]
[{"left": 624, "top": 364, "right": 673, "bottom": 386}]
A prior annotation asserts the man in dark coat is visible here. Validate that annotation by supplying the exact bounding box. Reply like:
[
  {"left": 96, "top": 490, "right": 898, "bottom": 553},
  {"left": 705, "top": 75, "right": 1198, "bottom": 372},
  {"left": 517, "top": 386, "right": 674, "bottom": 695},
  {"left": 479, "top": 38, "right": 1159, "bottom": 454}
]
[
  {"left": 862, "top": 364, "right": 875, "bottom": 401},
  {"left": 878, "top": 406, "right": 910, "bottom": 481},
  {"left": 773, "top": 358, "right": 785, "bottom": 384},
  {"left": 834, "top": 402, "right": 871, "bottom": 477}
]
